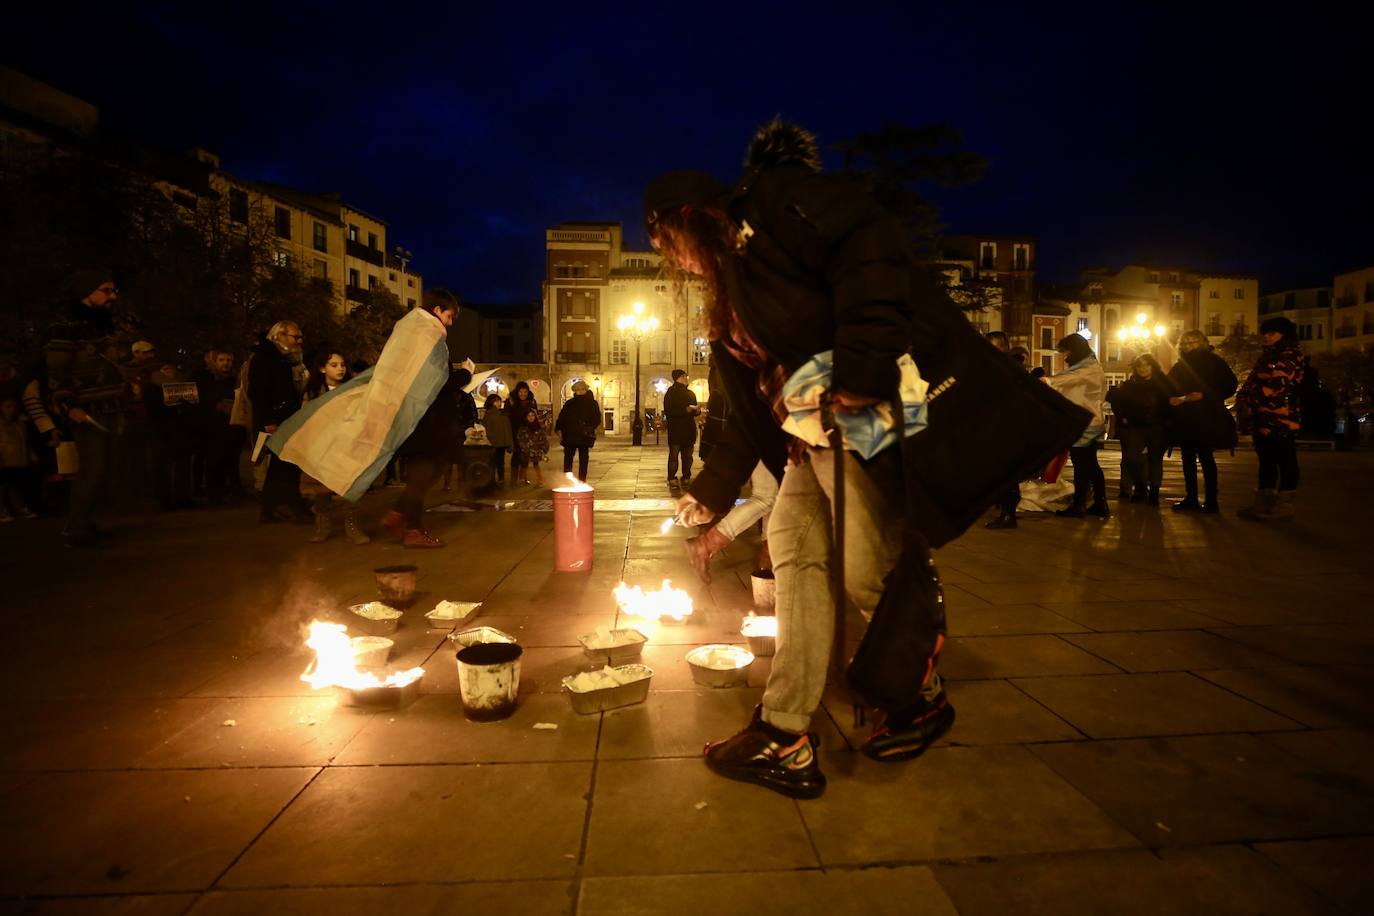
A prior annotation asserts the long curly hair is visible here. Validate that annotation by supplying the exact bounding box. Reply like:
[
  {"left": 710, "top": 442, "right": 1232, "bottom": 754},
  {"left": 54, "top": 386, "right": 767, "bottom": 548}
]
[{"left": 651, "top": 205, "right": 745, "bottom": 343}]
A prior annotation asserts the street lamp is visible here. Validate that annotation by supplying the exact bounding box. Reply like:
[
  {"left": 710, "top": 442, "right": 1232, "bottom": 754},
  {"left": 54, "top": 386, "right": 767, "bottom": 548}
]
[{"left": 616, "top": 301, "right": 659, "bottom": 446}]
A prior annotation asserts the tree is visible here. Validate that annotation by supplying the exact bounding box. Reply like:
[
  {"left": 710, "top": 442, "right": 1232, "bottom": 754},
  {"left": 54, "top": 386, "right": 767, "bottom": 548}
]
[
  {"left": 341, "top": 287, "right": 406, "bottom": 365},
  {"left": 832, "top": 122, "right": 988, "bottom": 255},
  {"left": 1215, "top": 330, "right": 1263, "bottom": 385}
]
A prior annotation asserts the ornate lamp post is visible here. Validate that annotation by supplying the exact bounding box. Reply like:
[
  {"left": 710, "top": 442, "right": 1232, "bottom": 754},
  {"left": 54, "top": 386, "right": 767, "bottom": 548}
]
[{"left": 616, "top": 301, "right": 659, "bottom": 446}]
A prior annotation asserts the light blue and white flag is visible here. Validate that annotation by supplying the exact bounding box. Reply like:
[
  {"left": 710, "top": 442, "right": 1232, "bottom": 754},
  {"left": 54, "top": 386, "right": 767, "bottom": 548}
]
[
  {"left": 780, "top": 350, "right": 929, "bottom": 460},
  {"left": 268, "top": 308, "right": 450, "bottom": 502}
]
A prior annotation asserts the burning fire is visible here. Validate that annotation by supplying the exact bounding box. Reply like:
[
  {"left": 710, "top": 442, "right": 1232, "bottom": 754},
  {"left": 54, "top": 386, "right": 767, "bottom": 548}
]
[
  {"left": 553, "top": 473, "right": 593, "bottom": 493},
  {"left": 301, "top": 621, "right": 424, "bottom": 690},
  {"left": 613, "top": 579, "right": 694, "bottom": 622},
  {"left": 740, "top": 614, "right": 778, "bottom": 637}
]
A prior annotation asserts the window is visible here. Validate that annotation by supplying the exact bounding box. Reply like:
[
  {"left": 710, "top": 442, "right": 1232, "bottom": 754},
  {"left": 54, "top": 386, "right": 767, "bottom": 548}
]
[
  {"left": 274, "top": 206, "right": 291, "bottom": 238},
  {"left": 1148, "top": 271, "right": 1160, "bottom": 283},
  {"left": 1317, "top": 323, "right": 1323, "bottom": 339},
  {"left": 1234, "top": 288, "right": 1245, "bottom": 299},
  {"left": 1013, "top": 243, "right": 1030, "bottom": 271},
  {"left": 348, "top": 224, "right": 359, "bottom": 243},
  {"left": 312, "top": 259, "right": 328, "bottom": 279},
  {"left": 610, "top": 339, "right": 628, "bottom": 364},
  {"left": 522, "top": 342, "right": 531, "bottom": 355},
  {"left": 407, "top": 278, "right": 415, "bottom": 288},
  {"left": 980, "top": 242, "right": 996, "bottom": 269},
  {"left": 1232, "top": 313, "right": 1247, "bottom": 335},
  {"left": 497, "top": 334, "right": 514, "bottom": 355},
  {"left": 313, "top": 222, "right": 327, "bottom": 252},
  {"left": 1039, "top": 326, "right": 1054, "bottom": 349},
  {"left": 1365, "top": 281, "right": 1374, "bottom": 303},
  {"left": 1171, "top": 319, "right": 1185, "bottom": 339},
  {"left": 1170, "top": 272, "right": 1180, "bottom": 282},
  {"left": 1209, "top": 290, "right": 1221, "bottom": 299},
  {"left": 229, "top": 188, "right": 249, "bottom": 224},
  {"left": 406, "top": 298, "right": 416, "bottom": 308},
  {"left": 1170, "top": 291, "right": 1184, "bottom": 308},
  {"left": 1206, "top": 311, "right": 1223, "bottom": 336},
  {"left": 388, "top": 272, "right": 397, "bottom": 282},
  {"left": 1076, "top": 318, "right": 1090, "bottom": 334},
  {"left": 368, "top": 232, "right": 378, "bottom": 250},
  {"left": 498, "top": 320, "right": 514, "bottom": 329},
  {"left": 272, "top": 250, "right": 290, "bottom": 268},
  {"left": 692, "top": 337, "right": 709, "bottom": 365},
  {"left": 348, "top": 267, "right": 361, "bottom": 288},
  {"left": 1040, "top": 354, "right": 1056, "bottom": 374},
  {"left": 367, "top": 274, "right": 378, "bottom": 289}
]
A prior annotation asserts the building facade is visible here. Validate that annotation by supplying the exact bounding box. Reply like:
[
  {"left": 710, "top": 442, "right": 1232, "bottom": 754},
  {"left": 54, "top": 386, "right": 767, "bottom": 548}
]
[
  {"left": 940, "top": 235, "right": 1036, "bottom": 345},
  {"left": 1332, "top": 265, "right": 1374, "bottom": 352},
  {"left": 1259, "top": 287, "right": 1334, "bottom": 354}
]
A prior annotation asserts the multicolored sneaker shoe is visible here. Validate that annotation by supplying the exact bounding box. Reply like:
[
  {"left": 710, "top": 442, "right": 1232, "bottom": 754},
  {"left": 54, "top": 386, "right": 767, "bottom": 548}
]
[
  {"left": 861, "top": 692, "right": 956, "bottom": 762},
  {"left": 703, "top": 706, "right": 826, "bottom": 799}
]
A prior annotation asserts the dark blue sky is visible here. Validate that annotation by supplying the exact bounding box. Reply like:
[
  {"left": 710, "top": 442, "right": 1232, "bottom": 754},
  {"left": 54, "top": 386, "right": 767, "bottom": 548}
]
[{"left": 7, "top": 2, "right": 1371, "bottom": 301}]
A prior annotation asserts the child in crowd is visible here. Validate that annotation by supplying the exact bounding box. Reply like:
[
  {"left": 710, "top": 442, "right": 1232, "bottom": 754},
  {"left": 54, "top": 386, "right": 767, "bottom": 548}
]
[
  {"left": 514, "top": 404, "right": 548, "bottom": 487},
  {"left": 0, "top": 397, "right": 39, "bottom": 521}
]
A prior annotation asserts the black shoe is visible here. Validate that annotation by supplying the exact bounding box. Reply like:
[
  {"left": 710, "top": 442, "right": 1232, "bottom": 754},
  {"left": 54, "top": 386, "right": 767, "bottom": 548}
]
[
  {"left": 1172, "top": 498, "right": 1201, "bottom": 512},
  {"left": 1199, "top": 502, "right": 1220, "bottom": 514},
  {"left": 1116, "top": 490, "right": 1132, "bottom": 501},
  {"left": 862, "top": 692, "right": 956, "bottom": 762},
  {"left": 1087, "top": 502, "right": 1111, "bottom": 518},
  {"left": 680, "top": 474, "right": 691, "bottom": 486},
  {"left": 1055, "top": 505, "right": 1086, "bottom": 518},
  {"left": 1147, "top": 489, "right": 1160, "bottom": 506},
  {"left": 985, "top": 513, "right": 1017, "bottom": 529},
  {"left": 1129, "top": 488, "right": 1147, "bottom": 503},
  {"left": 704, "top": 706, "right": 826, "bottom": 799}
]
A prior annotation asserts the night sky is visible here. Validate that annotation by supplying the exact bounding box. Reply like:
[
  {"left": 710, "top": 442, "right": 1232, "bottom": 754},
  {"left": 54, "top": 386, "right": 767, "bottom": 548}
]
[{"left": 7, "top": 2, "right": 1371, "bottom": 302}]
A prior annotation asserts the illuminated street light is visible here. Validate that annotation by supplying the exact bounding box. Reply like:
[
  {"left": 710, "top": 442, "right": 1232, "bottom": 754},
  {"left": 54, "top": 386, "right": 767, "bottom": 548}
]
[{"left": 616, "top": 302, "right": 660, "bottom": 446}]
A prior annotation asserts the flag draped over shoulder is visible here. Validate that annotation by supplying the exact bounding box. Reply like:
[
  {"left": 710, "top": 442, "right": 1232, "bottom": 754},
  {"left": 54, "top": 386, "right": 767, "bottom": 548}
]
[{"left": 268, "top": 308, "right": 450, "bottom": 502}]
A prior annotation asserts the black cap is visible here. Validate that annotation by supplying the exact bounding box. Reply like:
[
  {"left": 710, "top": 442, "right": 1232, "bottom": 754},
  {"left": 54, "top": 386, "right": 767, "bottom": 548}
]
[
  {"left": 1259, "top": 316, "right": 1298, "bottom": 340},
  {"left": 643, "top": 170, "right": 727, "bottom": 231}
]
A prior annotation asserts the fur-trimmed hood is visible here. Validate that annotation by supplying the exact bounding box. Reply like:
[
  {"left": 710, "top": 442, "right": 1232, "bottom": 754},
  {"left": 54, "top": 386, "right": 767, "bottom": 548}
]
[{"left": 745, "top": 118, "right": 822, "bottom": 172}]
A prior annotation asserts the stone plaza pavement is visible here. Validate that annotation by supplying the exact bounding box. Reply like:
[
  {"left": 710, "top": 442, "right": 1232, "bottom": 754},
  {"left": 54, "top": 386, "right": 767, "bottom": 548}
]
[{"left": 2, "top": 438, "right": 1373, "bottom": 915}]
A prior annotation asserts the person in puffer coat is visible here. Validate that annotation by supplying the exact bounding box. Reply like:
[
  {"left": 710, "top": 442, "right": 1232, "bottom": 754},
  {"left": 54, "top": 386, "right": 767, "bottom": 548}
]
[
  {"left": 1045, "top": 333, "right": 1109, "bottom": 518},
  {"left": 1165, "top": 330, "right": 1238, "bottom": 513},
  {"left": 1106, "top": 354, "right": 1170, "bottom": 505},
  {"left": 1237, "top": 316, "right": 1305, "bottom": 520}
]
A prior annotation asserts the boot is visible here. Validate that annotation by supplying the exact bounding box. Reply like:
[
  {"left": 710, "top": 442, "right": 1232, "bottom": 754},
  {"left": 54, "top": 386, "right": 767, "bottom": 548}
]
[
  {"left": 343, "top": 508, "right": 371, "bottom": 545},
  {"left": 1087, "top": 501, "right": 1111, "bottom": 518},
  {"left": 1147, "top": 487, "right": 1160, "bottom": 506},
  {"left": 309, "top": 507, "right": 334, "bottom": 543},
  {"left": 1129, "top": 486, "right": 1147, "bottom": 503},
  {"left": 1237, "top": 488, "right": 1278, "bottom": 521},
  {"left": 1269, "top": 490, "right": 1297, "bottom": 519},
  {"left": 381, "top": 509, "right": 405, "bottom": 540},
  {"left": 685, "top": 526, "right": 733, "bottom": 584},
  {"left": 402, "top": 528, "right": 444, "bottom": 548},
  {"left": 1172, "top": 495, "right": 1201, "bottom": 512}
]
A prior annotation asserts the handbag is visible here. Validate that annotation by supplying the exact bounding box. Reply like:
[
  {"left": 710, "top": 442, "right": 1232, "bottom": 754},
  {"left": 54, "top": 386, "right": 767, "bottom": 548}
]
[
  {"left": 1041, "top": 450, "right": 1069, "bottom": 483},
  {"left": 55, "top": 440, "right": 80, "bottom": 476}
]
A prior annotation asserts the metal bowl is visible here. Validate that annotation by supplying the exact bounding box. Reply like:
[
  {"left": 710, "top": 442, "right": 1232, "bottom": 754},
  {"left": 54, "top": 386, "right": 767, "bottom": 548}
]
[
  {"left": 740, "top": 616, "right": 777, "bottom": 658},
  {"left": 685, "top": 644, "right": 755, "bottom": 688},
  {"left": 336, "top": 672, "right": 424, "bottom": 709},
  {"left": 578, "top": 628, "right": 647, "bottom": 665},
  {"left": 449, "top": 626, "right": 518, "bottom": 648},
  {"left": 350, "top": 636, "right": 394, "bottom": 667},
  {"left": 348, "top": 603, "right": 401, "bottom": 636}
]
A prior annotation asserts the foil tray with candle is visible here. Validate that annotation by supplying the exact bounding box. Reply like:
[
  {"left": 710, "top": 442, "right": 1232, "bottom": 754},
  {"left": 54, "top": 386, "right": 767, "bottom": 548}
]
[
  {"left": 449, "top": 626, "right": 518, "bottom": 648},
  {"left": 685, "top": 644, "right": 755, "bottom": 688},
  {"left": 350, "top": 635, "right": 395, "bottom": 668},
  {"left": 578, "top": 627, "right": 648, "bottom": 665},
  {"left": 301, "top": 621, "right": 424, "bottom": 709},
  {"left": 348, "top": 601, "right": 402, "bottom": 636},
  {"left": 740, "top": 614, "right": 777, "bottom": 657},
  {"left": 425, "top": 599, "right": 483, "bottom": 630},
  {"left": 562, "top": 664, "right": 654, "bottom": 714}
]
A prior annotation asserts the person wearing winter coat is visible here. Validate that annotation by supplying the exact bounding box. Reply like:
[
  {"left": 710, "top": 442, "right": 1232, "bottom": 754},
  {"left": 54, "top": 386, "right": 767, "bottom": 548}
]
[
  {"left": 481, "top": 393, "right": 514, "bottom": 485},
  {"left": 662, "top": 368, "right": 700, "bottom": 485},
  {"left": 299, "top": 350, "right": 369, "bottom": 545},
  {"left": 1165, "top": 330, "right": 1238, "bottom": 513},
  {"left": 645, "top": 120, "right": 1088, "bottom": 800},
  {"left": 1106, "top": 354, "right": 1170, "bottom": 505},
  {"left": 1045, "top": 333, "right": 1109, "bottom": 518},
  {"left": 504, "top": 381, "right": 537, "bottom": 483},
  {"left": 249, "top": 321, "right": 312, "bottom": 523},
  {"left": 1237, "top": 317, "right": 1305, "bottom": 520},
  {"left": 554, "top": 381, "right": 602, "bottom": 482}
]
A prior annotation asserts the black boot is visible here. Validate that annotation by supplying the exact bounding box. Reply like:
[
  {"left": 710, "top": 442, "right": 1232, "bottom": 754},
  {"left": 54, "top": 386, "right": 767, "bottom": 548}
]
[{"left": 1147, "top": 487, "right": 1160, "bottom": 506}]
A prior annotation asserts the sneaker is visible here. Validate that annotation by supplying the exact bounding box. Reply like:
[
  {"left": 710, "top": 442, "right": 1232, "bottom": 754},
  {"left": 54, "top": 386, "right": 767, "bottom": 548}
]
[
  {"left": 703, "top": 706, "right": 826, "bottom": 799},
  {"left": 402, "top": 528, "right": 444, "bottom": 549},
  {"left": 862, "top": 692, "right": 956, "bottom": 762},
  {"left": 984, "top": 513, "right": 1017, "bottom": 529}
]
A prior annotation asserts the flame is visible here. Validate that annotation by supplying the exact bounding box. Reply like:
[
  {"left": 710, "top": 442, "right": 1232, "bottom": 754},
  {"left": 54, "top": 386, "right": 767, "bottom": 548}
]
[
  {"left": 553, "top": 472, "right": 593, "bottom": 493},
  {"left": 301, "top": 621, "right": 423, "bottom": 690},
  {"left": 614, "top": 579, "right": 694, "bottom": 622},
  {"left": 741, "top": 614, "right": 778, "bottom": 637},
  {"left": 658, "top": 516, "right": 676, "bottom": 534}
]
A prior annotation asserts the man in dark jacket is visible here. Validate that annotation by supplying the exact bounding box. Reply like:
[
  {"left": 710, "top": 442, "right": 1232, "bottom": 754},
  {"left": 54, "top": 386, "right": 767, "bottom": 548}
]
[
  {"left": 1106, "top": 354, "right": 1170, "bottom": 505},
  {"left": 249, "top": 320, "right": 311, "bottom": 523},
  {"left": 663, "top": 368, "right": 700, "bottom": 486},
  {"left": 554, "top": 380, "right": 601, "bottom": 482},
  {"left": 193, "top": 348, "right": 244, "bottom": 503},
  {"left": 44, "top": 269, "right": 127, "bottom": 546},
  {"left": 1165, "top": 330, "right": 1237, "bottom": 513}
]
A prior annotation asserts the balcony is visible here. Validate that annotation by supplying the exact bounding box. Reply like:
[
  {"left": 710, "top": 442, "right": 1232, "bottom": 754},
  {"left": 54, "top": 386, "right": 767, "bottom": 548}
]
[
  {"left": 345, "top": 284, "right": 367, "bottom": 303},
  {"left": 555, "top": 352, "right": 599, "bottom": 364},
  {"left": 1335, "top": 326, "right": 1357, "bottom": 339},
  {"left": 346, "top": 239, "right": 385, "bottom": 267}
]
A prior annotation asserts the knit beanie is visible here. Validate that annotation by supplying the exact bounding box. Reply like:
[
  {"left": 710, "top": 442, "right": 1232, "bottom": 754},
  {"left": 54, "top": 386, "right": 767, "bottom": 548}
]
[{"left": 64, "top": 268, "right": 114, "bottom": 302}]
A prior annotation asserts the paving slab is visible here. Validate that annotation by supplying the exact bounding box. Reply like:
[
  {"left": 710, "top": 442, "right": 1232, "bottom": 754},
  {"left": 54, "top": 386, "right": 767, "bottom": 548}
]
[
  {"left": 948, "top": 604, "right": 1089, "bottom": 636},
  {"left": 1031, "top": 733, "right": 1374, "bottom": 846},
  {"left": 332, "top": 692, "right": 600, "bottom": 764},
  {"left": 1259, "top": 727, "right": 1374, "bottom": 794},
  {"left": 1207, "top": 623, "right": 1374, "bottom": 667},
  {"left": 0, "top": 895, "right": 200, "bottom": 915},
  {"left": 941, "top": 635, "right": 1122, "bottom": 680},
  {"left": 187, "top": 880, "right": 576, "bottom": 916},
  {"left": 582, "top": 757, "right": 818, "bottom": 875},
  {"left": 134, "top": 696, "right": 375, "bottom": 767},
  {"left": 1253, "top": 836, "right": 1374, "bottom": 915},
  {"left": 221, "top": 763, "right": 591, "bottom": 886},
  {"left": 1040, "top": 599, "right": 1227, "bottom": 631},
  {"left": 0, "top": 768, "right": 316, "bottom": 895},
  {"left": 931, "top": 845, "right": 1330, "bottom": 916},
  {"left": 1197, "top": 665, "right": 1374, "bottom": 729},
  {"left": 1061, "top": 629, "right": 1288, "bottom": 672},
  {"left": 799, "top": 745, "right": 1139, "bottom": 864},
  {"left": 579, "top": 866, "right": 958, "bottom": 916}
]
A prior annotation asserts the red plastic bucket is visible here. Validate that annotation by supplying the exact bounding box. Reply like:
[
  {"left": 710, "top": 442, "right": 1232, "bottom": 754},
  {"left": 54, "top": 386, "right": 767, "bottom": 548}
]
[{"left": 552, "top": 486, "right": 595, "bottom": 571}]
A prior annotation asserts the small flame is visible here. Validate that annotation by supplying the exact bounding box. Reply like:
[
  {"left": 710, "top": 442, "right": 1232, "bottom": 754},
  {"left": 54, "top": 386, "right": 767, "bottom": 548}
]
[
  {"left": 741, "top": 614, "right": 778, "bottom": 637},
  {"left": 658, "top": 516, "right": 676, "bottom": 534},
  {"left": 614, "top": 579, "right": 694, "bottom": 622},
  {"left": 553, "top": 472, "right": 593, "bottom": 493},
  {"left": 301, "top": 621, "right": 423, "bottom": 690}
]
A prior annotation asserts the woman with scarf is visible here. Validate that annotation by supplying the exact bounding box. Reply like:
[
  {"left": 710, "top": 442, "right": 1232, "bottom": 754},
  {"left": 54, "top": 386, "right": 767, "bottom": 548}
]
[{"left": 1237, "top": 317, "right": 1305, "bottom": 520}]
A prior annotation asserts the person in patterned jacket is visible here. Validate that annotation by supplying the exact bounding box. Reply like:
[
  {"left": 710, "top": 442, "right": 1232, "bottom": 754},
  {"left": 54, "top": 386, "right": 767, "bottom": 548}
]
[{"left": 1237, "top": 316, "right": 1304, "bottom": 520}]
